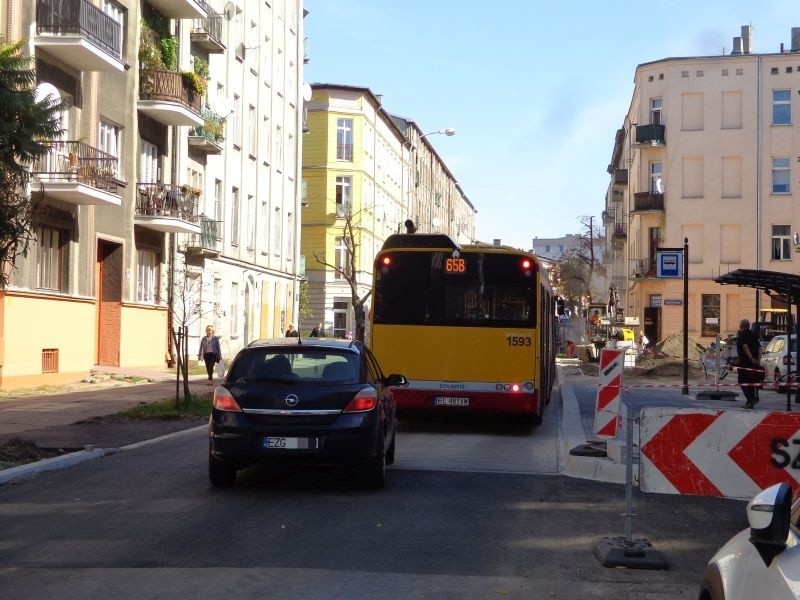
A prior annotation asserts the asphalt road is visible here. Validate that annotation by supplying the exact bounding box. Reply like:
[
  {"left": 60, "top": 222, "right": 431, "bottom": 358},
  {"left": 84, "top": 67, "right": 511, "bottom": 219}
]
[{"left": 0, "top": 392, "right": 747, "bottom": 600}]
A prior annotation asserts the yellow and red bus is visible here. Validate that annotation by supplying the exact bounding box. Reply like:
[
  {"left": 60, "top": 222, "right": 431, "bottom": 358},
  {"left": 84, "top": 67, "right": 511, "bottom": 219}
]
[{"left": 370, "top": 233, "right": 556, "bottom": 424}]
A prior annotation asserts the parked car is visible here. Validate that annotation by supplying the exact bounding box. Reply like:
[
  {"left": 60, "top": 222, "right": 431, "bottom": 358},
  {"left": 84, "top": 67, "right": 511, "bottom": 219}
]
[
  {"left": 761, "top": 334, "right": 796, "bottom": 393},
  {"left": 208, "top": 338, "right": 407, "bottom": 489},
  {"left": 698, "top": 482, "right": 800, "bottom": 600}
]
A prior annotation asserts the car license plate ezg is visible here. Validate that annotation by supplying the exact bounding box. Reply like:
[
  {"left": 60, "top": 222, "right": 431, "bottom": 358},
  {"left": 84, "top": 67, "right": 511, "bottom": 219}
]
[{"left": 264, "top": 436, "right": 313, "bottom": 450}]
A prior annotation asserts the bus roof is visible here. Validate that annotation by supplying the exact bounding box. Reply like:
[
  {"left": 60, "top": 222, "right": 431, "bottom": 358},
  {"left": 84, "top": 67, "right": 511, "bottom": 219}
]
[{"left": 380, "top": 233, "right": 460, "bottom": 251}]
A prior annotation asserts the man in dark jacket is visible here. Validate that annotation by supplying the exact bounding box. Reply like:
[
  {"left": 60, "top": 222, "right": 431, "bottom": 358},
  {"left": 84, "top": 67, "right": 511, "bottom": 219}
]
[{"left": 736, "top": 318, "right": 762, "bottom": 408}]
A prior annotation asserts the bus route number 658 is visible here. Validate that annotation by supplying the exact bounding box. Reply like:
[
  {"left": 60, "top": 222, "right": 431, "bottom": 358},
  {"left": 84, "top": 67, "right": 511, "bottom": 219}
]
[{"left": 507, "top": 334, "right": 532, "bottom": 347}]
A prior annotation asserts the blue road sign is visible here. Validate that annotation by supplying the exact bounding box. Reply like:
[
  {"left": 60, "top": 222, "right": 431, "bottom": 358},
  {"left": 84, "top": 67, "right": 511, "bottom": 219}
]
[{"left": 657, "top": 251, "right": 683, "bottom": 278}]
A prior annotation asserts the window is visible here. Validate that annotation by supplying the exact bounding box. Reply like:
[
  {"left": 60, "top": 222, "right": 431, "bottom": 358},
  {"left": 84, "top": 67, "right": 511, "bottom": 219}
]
[
  {"left": 214, "top": 179, "right": 222, "bottom": 227},
  {"left": 772, "top": 225, "right": 792, "bottom": 260},
  {"left": 333, "top": 299, "right": 348, "bottom": 338},
  {"left": 772, "top": 89, "right": 791, "bottom": 125},
  {"left": 136, "top": 249, "right": 159, "bottom": 304},
  {"left": 772, "top": 158, "right": 790, "bottom": 194},
  {"left": 273, "top": 207, "right": 281, "bottom": 255},
  {"left": 335, "top": 176, "right": 352, "bottom": 216},
  {"left": 36, "top": 226, "right": 65, "bottom": 292},
  {"left": 231, "top": 187, "right": 240, "bottom": 245},
  {"left": 649, "top": 294, "right": 662, "bottom": 308},
  {"left": 701, "top": 295, "right": 720, "bottom": 337},
  {"left": 139, "top": 140, "right": 158, "bottom": 183},
  {"left": 334, "top": 236, "right": 352, "bottom": 280},
  {"left": 336, "top": 118, "right": 353, "bottom": 160},
  {"left": 230, "top": 282, "right": 239, "bottom": 337},
  {"left": 98, "top": 120, "right": 120, "bottom": 177},
  {"left": 231, "top": 94, "right": 241, "bottom": 148},
  {"left": 102, "top": 1, "right": 124, "bottom": 56},
  {"left": 650, "top": 161, "right": 663, "bottom": 192},
  {"left": 248, "top": 104, "right": 257, "bottom": 157},
  {"left": 650, "top": 97, "right": 662, "bottom": 125},
  {"left": 246, "top": 194, "right": 255, "bottom": 250},
  {"left": 286, "top": 211, "right": 294, "bottom": 259}
]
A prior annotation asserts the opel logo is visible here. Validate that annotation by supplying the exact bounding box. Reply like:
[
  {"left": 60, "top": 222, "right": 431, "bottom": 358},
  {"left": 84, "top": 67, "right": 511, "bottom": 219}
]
[{"left": 285, "top": 394, "right": 299, "bottom": 407}]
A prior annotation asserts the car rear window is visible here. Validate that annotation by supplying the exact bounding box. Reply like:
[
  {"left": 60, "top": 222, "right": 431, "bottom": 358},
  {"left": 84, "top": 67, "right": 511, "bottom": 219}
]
[{"left": 230, "top": 349, "right": 359, "bottom": 383}]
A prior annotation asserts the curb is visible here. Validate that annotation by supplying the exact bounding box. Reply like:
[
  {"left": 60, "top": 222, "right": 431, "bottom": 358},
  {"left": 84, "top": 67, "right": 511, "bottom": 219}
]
[
  {"left": 557, "top": 365, "right": 626, "bottom": 484},
  {"left": 0, "top": 424, "right": 207, "bottom": 486}
]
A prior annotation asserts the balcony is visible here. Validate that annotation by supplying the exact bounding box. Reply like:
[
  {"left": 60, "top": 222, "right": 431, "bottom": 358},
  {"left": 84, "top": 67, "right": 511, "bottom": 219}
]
[
  {"left": 145, "top": 0, "right": 206, "bottom": 19},
  {"left": 188, "top": 110, "right": 224, "bottom": 154},
  {"left": 611, "top": 222, "right": 627, "bottom": 240},
  {"left": 630, "top": 258, "right": 657, "bottom": 278},
  {"left": 135, "top": 183, "right": 201, "bottom": 234},
  {"left": 613, "top": 168, "right": 628, "bottom": 186},
  {"left": 184, "top": 217, "right": 222, "bottom": 257},
  {"left": 138, "top": 70, "right": 203, "bottom": 127},
  {"left": 602, "top": 209, "right": 614, "bottom": 223},
  {"left": 632, "top": 192, "right": 665, "bottom": 212},
  {"left": 35, "top": 0, "right": 124, "bottom": 72},
  {"left": 635, "top": 123, "right": 666, "bottom": 146},
  {"left": 190, "top": 7, "right": 225, "bottom": 52},
  {"left": 31, "top": 140, "right": 121, "bottom": 206}
]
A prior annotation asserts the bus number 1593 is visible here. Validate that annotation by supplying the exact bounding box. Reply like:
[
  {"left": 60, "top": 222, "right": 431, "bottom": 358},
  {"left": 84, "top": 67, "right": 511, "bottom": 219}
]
[{"left": 506, "top": 335, "right": 532, "bottom": 347}]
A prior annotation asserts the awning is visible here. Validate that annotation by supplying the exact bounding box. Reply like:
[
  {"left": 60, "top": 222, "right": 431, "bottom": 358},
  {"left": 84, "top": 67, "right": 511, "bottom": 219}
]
[{"left": 714, "top": 269, "right": 800, "bottom": 305}]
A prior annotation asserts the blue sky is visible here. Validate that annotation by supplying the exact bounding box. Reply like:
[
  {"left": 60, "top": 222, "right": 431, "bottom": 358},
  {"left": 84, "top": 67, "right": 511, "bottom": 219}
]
[{"left": 302, "top": 1, "right": 798, "bottom": 250}]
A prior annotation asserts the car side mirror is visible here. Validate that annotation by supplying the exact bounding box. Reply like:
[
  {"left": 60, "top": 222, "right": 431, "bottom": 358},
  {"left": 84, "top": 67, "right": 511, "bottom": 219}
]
[
  {"left": 385, "top": 374, "right": 408, "bottom": 387},
  {"left": 747, "top": 482, "right": 793, "bottom": 566}
]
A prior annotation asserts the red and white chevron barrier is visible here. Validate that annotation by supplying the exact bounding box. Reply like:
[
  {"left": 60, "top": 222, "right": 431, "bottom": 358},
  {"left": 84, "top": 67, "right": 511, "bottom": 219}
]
[
  {"left": 639, "top": 407, "right": 800, "bottom": 499},
  {"left": 594, "top": 348, "right": 624, "bottom": 437}
]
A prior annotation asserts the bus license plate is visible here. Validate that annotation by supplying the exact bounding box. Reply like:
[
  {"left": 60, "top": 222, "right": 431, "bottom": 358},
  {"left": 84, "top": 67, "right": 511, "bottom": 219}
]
[
  {"left": 434, "top": 397, "right": 470, "bottom": 407},
  {"left": 264, "top": 436, "right": 313, "bottom": 450}
]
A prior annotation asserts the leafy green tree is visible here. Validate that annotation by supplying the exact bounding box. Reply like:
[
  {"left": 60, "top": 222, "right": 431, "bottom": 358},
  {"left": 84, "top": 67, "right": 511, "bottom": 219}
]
[{"left": 0, "top": 40, "right": 65, "bottom": 288}]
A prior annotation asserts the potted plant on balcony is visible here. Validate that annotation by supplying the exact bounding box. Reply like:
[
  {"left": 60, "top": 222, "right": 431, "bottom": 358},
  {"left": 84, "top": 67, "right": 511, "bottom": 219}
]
[
  {"left": 181, "top": 184, "right": 202, "bottom": 200},
  {"left": 181, "top": 69, "right": 207, "bottom": 98}
]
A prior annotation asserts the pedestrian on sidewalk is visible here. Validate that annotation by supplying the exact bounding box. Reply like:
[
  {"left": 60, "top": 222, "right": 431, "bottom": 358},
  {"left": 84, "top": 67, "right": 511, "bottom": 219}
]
[
  {"left": 198, "top": 325, "right": 222, "bottom": 386},
  {"left": 736, "top": 318, "right": 762, "bottom": 408}
]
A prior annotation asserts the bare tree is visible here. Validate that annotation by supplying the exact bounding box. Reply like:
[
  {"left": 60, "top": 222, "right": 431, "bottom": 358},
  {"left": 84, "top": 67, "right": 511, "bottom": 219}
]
[
  {"left": 168, "top": 259, "right": 207, "bottom": 406},
  {"left": 313, "top": 209, "right": 372, "bottom": 342},
  {"left": 550, "top": 216, "right": 604, "bottom": 308}
]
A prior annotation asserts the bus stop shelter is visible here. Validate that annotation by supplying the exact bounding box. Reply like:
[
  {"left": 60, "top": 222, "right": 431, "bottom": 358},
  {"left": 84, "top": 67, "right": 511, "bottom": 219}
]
[{"left": 715, "top": 268, "right": 800, "bottom": 410}]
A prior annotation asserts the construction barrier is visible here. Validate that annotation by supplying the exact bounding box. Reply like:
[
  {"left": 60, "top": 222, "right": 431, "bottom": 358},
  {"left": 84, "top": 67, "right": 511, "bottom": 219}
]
[
  {"left": 594, "top": 348, "right": 624, "bottom": 438},
  {"left": 639, "top": 407, "right": 800, "bottom": 499}
]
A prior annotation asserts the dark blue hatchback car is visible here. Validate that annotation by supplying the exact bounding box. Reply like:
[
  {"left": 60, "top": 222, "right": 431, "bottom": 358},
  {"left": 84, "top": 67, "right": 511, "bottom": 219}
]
[{"left": 208, "top": 338, "right": 406, "bottom": 489}]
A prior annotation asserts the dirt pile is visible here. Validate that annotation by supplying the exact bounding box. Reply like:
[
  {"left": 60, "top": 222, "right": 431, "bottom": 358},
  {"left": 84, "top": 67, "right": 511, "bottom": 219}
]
[{"left": 0, "top": 438, "right": 64, "bottom": 470}]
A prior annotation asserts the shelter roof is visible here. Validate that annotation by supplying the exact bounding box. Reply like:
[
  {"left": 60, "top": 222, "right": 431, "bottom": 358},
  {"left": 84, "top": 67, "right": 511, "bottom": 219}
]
[{"left": 714, "top": 269, "right": 800, "bottom": 305}]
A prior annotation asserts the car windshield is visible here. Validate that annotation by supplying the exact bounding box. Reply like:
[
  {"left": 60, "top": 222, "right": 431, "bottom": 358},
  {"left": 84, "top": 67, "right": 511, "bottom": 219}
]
[{"left": 230, "top": 349, "right": 359, "bottom": 384}]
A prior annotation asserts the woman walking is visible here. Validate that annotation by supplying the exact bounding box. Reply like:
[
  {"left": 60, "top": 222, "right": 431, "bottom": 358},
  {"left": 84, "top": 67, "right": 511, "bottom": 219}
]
[{"left": 198, "top": 325, "right": 222, "bottom": 385}]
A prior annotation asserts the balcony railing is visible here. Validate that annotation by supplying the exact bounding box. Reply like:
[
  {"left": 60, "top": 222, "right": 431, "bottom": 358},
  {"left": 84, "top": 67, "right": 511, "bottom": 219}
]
[
  {"left": 188, "top": 109, "right": 224, "bottom": 152},
  {"left": 632, "top": 192, "right": 665, "bottom": 212},
  {"left": 191, "top": 7, "right": 225, "bottom": 52},
  {"left": 37, "top": 0, "right": 122, "bottom": 59},
  {"left": 635, "top": 123, "right": 666, "bottom": 146},
  {"left": 136, "top": 183, "right": 200, "bottom": 224},
  {"left": 613, "top": 168, "right": 628, "bottom": 185},
  {"left": 630, "top": 258, "right": 657, "bottom": 278},
  {"left": 612, "top": 222, "right": 627, "bottom": 239},
  {"left": 186, "top": 217, "right": 222, "bottom": 255},
  {"left": 139, "top": 69, "right": 202, "bottom": 117},
  {"left": 32, "top": 140, "right": 119, "bottom": 193},
  {"left": 602, "top": 209, "right": 614, "bottom": 223}
]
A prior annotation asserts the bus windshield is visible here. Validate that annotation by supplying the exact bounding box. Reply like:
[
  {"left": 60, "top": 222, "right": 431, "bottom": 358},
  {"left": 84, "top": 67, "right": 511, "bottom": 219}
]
[{"left": 373, "top": 251, "right": 536, "bottom": 328}]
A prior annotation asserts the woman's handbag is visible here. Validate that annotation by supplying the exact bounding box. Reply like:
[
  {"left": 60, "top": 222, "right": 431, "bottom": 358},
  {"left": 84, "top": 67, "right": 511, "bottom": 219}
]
[{"left": 216, "top": 359, "right": 225, "bottom": 378}]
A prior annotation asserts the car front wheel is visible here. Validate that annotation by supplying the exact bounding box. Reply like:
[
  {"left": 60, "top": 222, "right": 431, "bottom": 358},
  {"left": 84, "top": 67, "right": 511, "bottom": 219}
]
[{"left": 208, "top": 450, "right": 237, "bottom": 487}]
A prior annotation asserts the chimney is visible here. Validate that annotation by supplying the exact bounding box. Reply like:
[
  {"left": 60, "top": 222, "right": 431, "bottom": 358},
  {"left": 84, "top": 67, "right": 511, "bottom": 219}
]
[
  {"left": 792, "top": 27, "right": 800, "bottom": 52},
  {"left": 741, "top": 25, "right": 752, "bottom": 54},
  {"left": 731, "top": 36, "right": 743, "bottom": 55}
]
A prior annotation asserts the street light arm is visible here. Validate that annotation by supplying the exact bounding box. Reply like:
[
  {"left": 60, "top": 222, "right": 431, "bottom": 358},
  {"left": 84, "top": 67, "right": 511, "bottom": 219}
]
[{"left": 420, "top": 128, "right": 456, "bottom": 139}]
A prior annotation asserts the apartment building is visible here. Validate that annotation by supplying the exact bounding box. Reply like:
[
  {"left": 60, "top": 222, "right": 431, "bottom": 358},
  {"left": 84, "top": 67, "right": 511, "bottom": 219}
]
[
  {"left": 301, "top": 84, "right": 475, "bottom": 337},
  {"left": 606, "top": 25, "right": 800, "bottom": 346},
  {"left": 0, "top": 0, "right": 304, "bottom": 389}
]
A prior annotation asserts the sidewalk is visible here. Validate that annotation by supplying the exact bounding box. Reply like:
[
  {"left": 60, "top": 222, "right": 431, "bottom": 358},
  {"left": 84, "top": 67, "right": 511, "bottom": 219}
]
[{"left": 0, "top": 367, "right": 213, "bottom": 484}]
